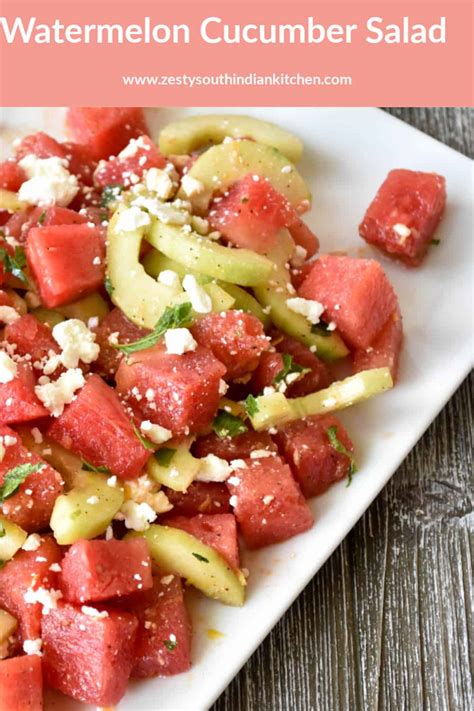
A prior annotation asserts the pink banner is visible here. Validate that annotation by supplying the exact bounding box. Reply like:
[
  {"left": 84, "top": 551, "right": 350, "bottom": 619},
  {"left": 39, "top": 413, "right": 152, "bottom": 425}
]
[{"left": 0, "top": 0, "right": 472, "bottom": 106}]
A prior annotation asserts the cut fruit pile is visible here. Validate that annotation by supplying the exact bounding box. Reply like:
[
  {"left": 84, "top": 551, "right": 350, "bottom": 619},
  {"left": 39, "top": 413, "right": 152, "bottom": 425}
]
[{"left": 0, "top": 108, "right": 446, "bottom": 708}]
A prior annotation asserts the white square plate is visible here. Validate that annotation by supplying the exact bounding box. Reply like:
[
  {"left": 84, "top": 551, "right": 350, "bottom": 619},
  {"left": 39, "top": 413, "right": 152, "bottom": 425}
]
[{"left": 0, "top": 107, "right": 472, "bottom": 711}]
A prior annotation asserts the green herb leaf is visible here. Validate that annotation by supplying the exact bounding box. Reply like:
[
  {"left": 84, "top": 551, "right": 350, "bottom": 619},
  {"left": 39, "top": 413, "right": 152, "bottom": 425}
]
[
  {"left": 327, "top": 426, "right": 357, "bottom": 487},
  {"left": 81, "top": 459, "right": 111, "bottom": 474},
  {"left": 0, "top": 463, "right": 42, "bottom": 503},
  {"left": 131, "top": 422, "right": 156, "bottom": 451},
  {"left": 38, "top": 210, "right": 46, "bottom": 225},
  {"left": 104, "top": 276, "right": 114, "bottom": 297},
  {"left": 243, "top": 394, "right": 259, "bottom": 418},
  {"left": 154, "top": 448, "right": 177, "bottom": 468},
  {"left": 273, "top": 353, "right": 310, "bottom": 385},
  {"left": 115, "top": 302, "right": 193, "bottom": 355},
  {"left": 431, "top": 239, "right": 441, "bottom": 246},
  {"left": 192, "top": 552, "right": 209, "bottom": 563},
  {"left": 0, "top": 246, "right": 28, "bottom": 285},
  {"left": 212, "top": 410, "right": 248, "bottom": 439},
  {"left": 101, "top": 184, "right": 124, "bottom": 208},
  {"left": 163, "top": 638, "right": 177, "bottom": 651},
  {"left": 0, "top": 522, "right": 5, "bottom": 538}
]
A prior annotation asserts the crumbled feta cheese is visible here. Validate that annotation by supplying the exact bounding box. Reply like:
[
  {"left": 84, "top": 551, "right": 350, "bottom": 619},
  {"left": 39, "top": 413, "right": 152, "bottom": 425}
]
[
  {"left": 393, "top": 223, "right": 411, "bottom": 241},
  {"left": 0, "top": 442, "right": 5, "bottom": 463},
  {"left": 0, "top": 306, "right": 20, "bottom": 325},
  {"left": 22, "top": 534, "right": 42, "bottom": 551},
  {"left": 145, "top": 388, "right": 155, "bottom": 402},
  {"left": 92, "top": 256, "right": 101, "bottom": 266},
  {"left": 116, "top": 206, "right": 151, "bottom": 232},
  {"left": 281, "top": 165, "right": 293, "bottom": 174},
  {"left": 105, "top": 525, "right": 114, "bottom": 540},
  {"left": 250, "top": 449, "right": 275, "bottom": 459},
  {"left": 81, "top": 606, "right": 109, "bottom": 618},
  {"left": 180, "top": 174, "right": 205, "bottom": 198},
  {"left": 2, "top": 435, "right": 16, "bottom": 447},
  {"left": 35, "top": 368, "right": 85, "bottom": 417},
  {"left": 132, "top": 196, "right": 190, "bottom": 225},
  {"left": 86, "top": 496, "right": 99, "bottom": 505},
  {"left": 326, "top": 321, "right": 336, "bottom": 331},
  {"left": 160, "top": 574, "right": 174, "bottom": 585},
  {"left": 182, "top": 274, "right": 212, "bottom": 314},
  {"left": 218, "top": 379, "right": 228, "bottom": 396},
  {"left": 196, "top": 454, "right": 232, "bottom": 482},
  {"left": 24, "top": 587, "right": 63, "bottom": 614},
  {"left": 145, "top": 167, "right": 175, "bottom": 200},
  {"left": 290, "top": 245, "right": 307, "bottom": 267},
  {"left": 227, "top": 476, "right": 241, "bottom": 486},
  {"left": 18, "top": 155, "right": 79, "bottom": 207},
  {"left": 157, "top": 270, "right": 182, "bottom": 291},
  {"left": 23, "top": 638, "right": 42, "bottom": 656},
  {"left": 263, "top": 495, "right": 275, "bottom": 505},
  {"left": 119, "top": 500, "right": 157, "bottom": 531},
  {"left": 164, "top": 327, "right": 197, "bottom": 355},
  {"left": 107, "top": 475, "right": 118, "bottom": 487},
  {"left": 263, "top": 386, "right": 276, "bottom": 396},
  {"left": 286, "top": 297, "right": 324, "bottom": 325},
  {"left": 52, "top": 319, "right": 100, "bottom": 368},
  {"left": 229, "top": 495, "right": 238, "bottom": 508},
  {"left": 140, "top": 420, "right": 172, "bottom": 444},
  {"left": 49, "top": 563, "right": 61, "bottom": 573},
  {"left": 230, "top": 459, "right": 247, "bottom": 470},
  {"left": 0, "top": 351, "right": 17, "bottom": 383}
]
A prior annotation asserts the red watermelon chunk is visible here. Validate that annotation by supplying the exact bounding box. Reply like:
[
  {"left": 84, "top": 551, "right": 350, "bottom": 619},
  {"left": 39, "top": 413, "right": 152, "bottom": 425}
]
[
  {"left": 94, "top": 135, "right": 166, "bottom": 189},
  {"left": 26, "top": 224, "right": 105, "bottom": 308},
  {"left": 0, "top": 425, "right": 63, "bottom": 532},
  {"left": 2, "top": 207, "right": 39, "bottom": 243},
  {"left": 116, "top": 343, "right": 226, "bottom": 436},
  {"left": 193, "top": 430, "right": 277, "bottom": 462},
  {"left": 62, "top": 142, "right": 97, "bottom": 186},
  {"left": 359, "top": 169, "right": 446, "bottom": 266},
  {"left": 0, "top": 655, "right": 43, "bottom": 711},
  {"left": 39, "top": 206, "right": 88, "bottom": 227},
  {"left": 15, "top": 131, "right": 66, "bottom": 160},
  {"left": 353, "top": 309, "right": 403, "bottom": 381},
  {"left": 0, "top": 535, "right": 62, "bottom": 644},
  {"left": 275, "top": 415, "right": 354, "bottom": 498},
  {"left": 299, "top": 255, "right": 399, "bottom": 349},
  {"left": 191, "top": 311, "right": 270, "bottom": 380},
  {"left": 163, "top": 514, "right": 240, "bottom": 569},
  {"left": 163, "top": 482, "right": 231, "bottom": 516},
  {"left": 5, "top": 314, "right": 60, "bottom": 367},
  {"left": 208, "top": 174, "right": 300, "bottom": 253},
  {"left": 0, "top": 159, "right": 26, "bottom": 192},
  {"left": 66, "top": 107, "right": 148, "bottom": 161},
  {"left": 60, "top": 539, "right": 152, "bottom": 604},
  {"left": 92, "top": 307, "right": 150, "bottom": 377},
  {"left": 0, "top": 363, "right": 49, "bottom": 426},
  {"left": 0, "top": 290, "right": 13, "bottom": 307},
  {"left": 288, "top": 218, "right": 319, "bottom": 258},
  {"left": 227, "top": 455, "right": 314, "bottom": 549},
  {"left": 122, "top": 575, "right": 191, "bottom": 678},
  {"left": 47, "top": 374, "right": 150, "bottom": 479},
  {"left": 41, "top": 602, "right": 138, "bottom": 706}
]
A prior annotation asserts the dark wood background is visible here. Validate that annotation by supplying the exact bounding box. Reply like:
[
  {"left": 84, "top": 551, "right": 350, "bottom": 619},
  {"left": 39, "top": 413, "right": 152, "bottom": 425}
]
[{"left": 212, "top": 108, "right": 473, "bottom": 711}]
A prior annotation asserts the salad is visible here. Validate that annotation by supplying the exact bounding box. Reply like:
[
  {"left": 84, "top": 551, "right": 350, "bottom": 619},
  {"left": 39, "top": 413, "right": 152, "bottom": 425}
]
[{"left": 0, "top": 108, "right": 446, "bottom": 709}]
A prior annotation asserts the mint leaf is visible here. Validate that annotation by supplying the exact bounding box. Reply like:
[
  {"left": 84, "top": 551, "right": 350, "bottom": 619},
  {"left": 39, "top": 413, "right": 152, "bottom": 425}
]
[
  {"left": 101, "top": 184, "right": 124, "bottom": 208},
  {"left": 212, "top": 410, "right": 248, "bottom": 439},
  {"left": 0, "top": 246, "right": 28, "bottom": 284},
  {"left": 104, "top": 276, "right": 114, "bottom": 297},
  {"left": 274, "top": 353, "right": 310, "bottom": 385},
  {"left": 0, "top": 463, "right": 42, "bottom": 503},
  {"left": 154, "top": 448, "right": 177, "bottom": 468},
  {"left": 81, "top": 459, "right": 111, "bottom": 474},
  {"left": 115, "top": 302, "right": 193, "bottom": 355},
  {"left": 163, "top": 638, "right": 177, "bottom": 651},
  {"left": 38, "top": 210, "right": 46, "bottom": 225},
  {"left": 327, "top": 426, "right": 357, "bottom": 486},
  {"left": 243, "top": 395, "right": 259, "bottom": 418}
]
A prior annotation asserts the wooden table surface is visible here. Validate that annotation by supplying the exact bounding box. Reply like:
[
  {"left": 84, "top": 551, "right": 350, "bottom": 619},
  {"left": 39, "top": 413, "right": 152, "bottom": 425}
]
[{"left": 212, "top": 108, "right": 473, "bottom": 711}]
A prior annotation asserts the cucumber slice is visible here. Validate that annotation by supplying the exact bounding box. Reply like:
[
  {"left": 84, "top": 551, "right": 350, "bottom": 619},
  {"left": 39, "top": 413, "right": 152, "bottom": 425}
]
[
  {"left": 250, "top": 368, "right": 394, "bottom": 430},
  {"left": 221, "top": 284, "right": 271, "bottom": 328},
  {"left": 31, "top": 308, "right": 65, "bottom": 328},
  {"left": 179, "top": 140, "right": 311, "bottom": 211},
  {"left": 147, "top": 221, "right": 273, "bottom": 287},
  {"left": 56, "top": 292, "right": 110, "bottom": 324},
  {"left": 0, "top": 609, "right": 17, "bottom": 655},
  {"left": 0, "top": 516, "right": 27, "bottom": 561},
  {"left": 159, "top": 114, "right": 303, "bottom": 163},
  {"left": 0, "top": 189, "right": 27, "bottom": 213},
  {"left": 147, "top": 444, "right": 201, "bottom": 492},
  {"left": 129, "top": 525, "right": 245, "bottom": 606},
  {"left": 50, "top": 473, "right": 124, "bottom": 545}
]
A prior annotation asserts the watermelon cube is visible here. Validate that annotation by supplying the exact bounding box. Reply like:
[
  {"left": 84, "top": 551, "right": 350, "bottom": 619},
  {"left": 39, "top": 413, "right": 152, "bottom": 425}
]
[
  {"left": 42, "top": 602, "right": 138, "bottom": 706},
  {"left": 191, "top": 311, "right": 270, "bottom": 380},
  {"left": 359, "top": 169, "right": 447, "bottom": 266},
  {"left": 116, "top": 344, "right": 226, "bottom": 436},
  {"left": 5, "top": 313, "right": 60, "bottom": 366},
  {"left": 208, "top": 174, "right": 300, "bottom": 253},
  {"left": 0, "top": 655, "right": 43, "bottom": 711},
  {"left": 0, "top": 535, "right": 62, "bottom": 643},
  {"left": 163, "top": 482, "right": 231, "bottom": 517},
  {"left": 65, "top": 107, "right": 148, "bottom": 161},
  {"left": 60, "top": 539, "right": 152, "bottom": 603},
  {"left": 163, "top": 513, "right": 240, "bottom": 569},
  {"left": 26, "top": 224, "right": 105, "bottom": 308},
  {"left": 0, "top": 159, "right": 25, "bottom": 192},
  {"left": 193, "top": 430, "right": 277, "bottom": 462},
  {"left": 62, "top": 142, "right": 97, "bottom": 186},
  {"left": 298, "top": 255, "right": 399, "bottom": 349},
  {"left": 94, "top": 135, "right": 166, "bottom": 189},
  {"left": 15, "top": 131, "right": 66, "bottom": 160},
  {"left": 2, "top": 207, "right": 37, "bottom": 243},
  {"left": 0, "top": 364, "right": 49, "bottom": 426},
  {"left": 0, "top": 425, "right": 64, "bottom": 532},
  {"left": 227, "top": 455, "right": 314, "bottom": 548},
  {"left": 122, "top": 575, "right": 191, "bottom": 678},
  {"left": 288, "top": 217, "right": 319, "bottom": 257},
  {"left": 39, "top": 206, "right": 88, "bottom": 227},
  {"left": 353, "top": 309, "right": 403, "bottom": 381},
  {"left": 275, "top": 415, "right": 354, "bottom": 498},
  {"left": 92, "top": 307, "right": 150, "bottom": 377},
  {"left": 47, "top": 374, "right": 150, "bottom": 479}
]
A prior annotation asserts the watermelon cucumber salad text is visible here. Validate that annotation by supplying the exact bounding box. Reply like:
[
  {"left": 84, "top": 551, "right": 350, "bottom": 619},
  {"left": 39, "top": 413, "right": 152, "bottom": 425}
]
[{"left": 0, "top": 108, "right": 446, "bottom": 708}]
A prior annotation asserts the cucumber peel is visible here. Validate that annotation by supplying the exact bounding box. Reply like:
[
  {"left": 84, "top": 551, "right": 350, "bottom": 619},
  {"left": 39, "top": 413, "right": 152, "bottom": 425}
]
[
  {"left": 147, "top": 443, "right": 201, "bottom": 492},
  {"left": 0, "top": 516, "right": 27, "bottom": 561}
]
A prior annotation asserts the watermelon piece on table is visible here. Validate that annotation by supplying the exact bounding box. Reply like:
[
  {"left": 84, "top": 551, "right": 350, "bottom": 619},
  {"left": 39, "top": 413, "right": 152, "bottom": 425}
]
[
  {"left": 359, "top": 169, "right": 447, "bottom": 266},
  {"left": 163, "top": 513, "right": 240, "bottom": 569},
  {"left": 15, "top": 131, "right": 66, "bottom": 160},
  {"left": 163, "top": 482, "right": 231, "bottom": 517},
  {"left": 5, "top": 313, "right": 60, "bottom": 367},
  {"left": 60, "top": 539, "right": 152, "bottom": 604},
  {"left": 0, "top": 535, "right": 62, "bottom": 643},
  {"left": 298, "top": 255, "right": 399, "bottom": 349},
  {"left": 0, "top": 159, "right": 26, "bottom": 192},
  {"left": 47, "top": 374, "right": 150, "bottom": 479},
  {"left": 0, "top": 363, "right": 50, "bottom": 426},
  {"left": 0, "top": 655, "right": 43, "bottom": 711},
  {"left": 42, "top": 602, "right": 138, "bottom": 706},
  {"left": 193, "top": 430, "right": 277, "bottom": 462},
  {"left": 353, "top": 309, "right": 403, "bottom": 381},
  {"left": 92, "top": 307, "right": 150, "bottom": 377},
  {"left": 208, "top": 174, "right": 301, "bottom": 253},
  {"left": 94, "top": 135, "right": 166, "bottom": 189},
  {"left": 121, "top": 575, "right": 191, "bottom": 678},
  {"left": 26, "top": 224, "right": 105, "bottom": 308},
  {"left": 191, "top": 310, "right": 270, "bottom": 380},
  {"left": 275, "top": 415, "right": 354, "bottom": 498},
  {"left": 227, "top": 455, "right": 314, "bottom": 549},
  {"left": 0, "top": 425, "right": 64, "bottom": 532},
  {"left": 116, "top": 344, "right": 226, "bottom": 436},
  {"left": 65, "top": 107, "right": 148, "bottom": 161}
]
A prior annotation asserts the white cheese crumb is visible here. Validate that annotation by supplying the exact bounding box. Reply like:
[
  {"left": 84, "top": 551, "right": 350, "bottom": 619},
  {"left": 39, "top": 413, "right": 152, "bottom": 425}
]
[
  {"left": 281, "top": 165, "right": 293, "bottom": 174},
  {"left": 180, "top": 174, "right": 205, "bottom": 199},
  {"left": 18, "top": 155, "right": 79, "bottom": 207},
  {"left": 119, "top": 500, "right": 157, "bottom": 531},
  {"left": 86, "top": 496, "right": 99, "bottom": 505},
  {"left": 218, "top": 379, "right": 228, "bottom": 396},
  {"left": 145, "top": 167, "right": 175, "bottom": 200},
  {"left": 116, "top": 206, "right": 151, "bottom": 232},
  {"left": 227, "top": 476, "right": 241, "bottom": 486},
  {"left": 230, "top": 459, "right": 247, "bottom": 470},
  {"left": 263, "top": 495, "right": 275, "bottom": 505},
  {"left": 22, "top": 534, "right": 42, "bottom": 551},
  {"left": 23, "top": 638, "right": 43, "bottom": 656},
  {"left": 157, "top": 270, "right": 182, "bottom": 291},
  {"left": 250, "top": 449, "right": 275, "bottom": 459},
  {"left": 52, "top": 319, "right": 100, "bottom": 368},
  {"left": 182, "top": 274, "right": 212, "bottom": 314},
  {"left": 0, "top": 351, "right": 18, "bottom": 383},
  {"left": 49, "top": 563, "right": 61, "bottom": 572},
  {"left": 160, "top": 574, "right": 174, "bottom": 585},
  {"left": 229, "top": 495, "right": 238, "bottom": 508},
  {"left": 140, "top": 420, "right": 172, "bottom": 444},
  {"left": 286, "top": 297, "right": 324, "bottom": 325},
  {"left": 107, "top": 475, "right": 118, "bottom": 487},
  {"left": 290, "top": 245, "right": 308, "bottom": 267},
  {"left": 105, "top": 525, "right": 114, "bottom": 540},
  {"left": 164, "top": 327, "right": 197, "bottom": 355},
  {"left": 35, "top": 368, "right": 85, "bottom": 417},
  {"left": 196, "top": 454, "right": 232, "bottom": 483},
  {"left": 30, "top": 427, "right": 43, "bottom": 444},
  {"left": 24, "top": 586, "right": 63, "bottom": 614},
  {"left": 393, "top": 223, "right": 412, "bottom": 241},
  {"left": 326, "top": 321, "right": 337, "bottom": 331},
  {"left": 81, "top": 605, "right": 109, "bottom": 619}
]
